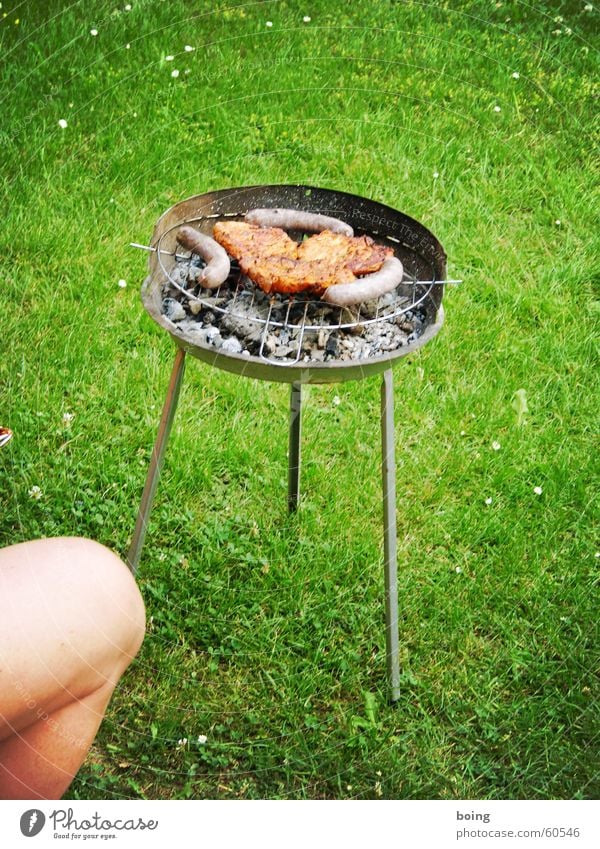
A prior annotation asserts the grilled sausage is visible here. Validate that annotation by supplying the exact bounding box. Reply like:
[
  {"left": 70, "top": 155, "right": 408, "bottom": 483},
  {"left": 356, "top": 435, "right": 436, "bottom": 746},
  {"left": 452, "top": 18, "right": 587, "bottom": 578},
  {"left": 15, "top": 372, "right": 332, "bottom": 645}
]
[
  {"left": 322, "top": 256, "right": 404, "bottom": 307},
  {"left": 245, "top": 208, "right": 354, "bottom": 237},
  {"left": 176, "top": 225, "right": 230, "bottom": 289}
]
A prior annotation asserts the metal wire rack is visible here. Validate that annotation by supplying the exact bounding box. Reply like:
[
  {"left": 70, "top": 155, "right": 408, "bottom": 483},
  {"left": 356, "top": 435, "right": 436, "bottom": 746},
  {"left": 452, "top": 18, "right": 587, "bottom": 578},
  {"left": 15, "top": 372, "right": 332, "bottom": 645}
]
[{"left": 131, "top": 214, "right": 460, "bottom": 366}]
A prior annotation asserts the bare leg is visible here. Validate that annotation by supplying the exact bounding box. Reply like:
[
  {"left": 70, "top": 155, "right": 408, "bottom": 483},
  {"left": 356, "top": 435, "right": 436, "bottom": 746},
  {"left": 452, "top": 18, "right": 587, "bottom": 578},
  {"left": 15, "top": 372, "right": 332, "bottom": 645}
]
[
  {"left": 0, "top": 682, "right": 117, "bottom": 800},
  {"left": 0, "top": 537, "right": 145, "bottom": 799}
]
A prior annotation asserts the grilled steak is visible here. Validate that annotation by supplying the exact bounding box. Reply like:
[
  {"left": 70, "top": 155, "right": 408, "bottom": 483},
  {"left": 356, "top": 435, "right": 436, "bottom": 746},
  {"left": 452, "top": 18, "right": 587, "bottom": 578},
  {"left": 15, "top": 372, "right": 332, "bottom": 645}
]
[{"left": 212, "top": 221, "right": 393, "bottom": 295}]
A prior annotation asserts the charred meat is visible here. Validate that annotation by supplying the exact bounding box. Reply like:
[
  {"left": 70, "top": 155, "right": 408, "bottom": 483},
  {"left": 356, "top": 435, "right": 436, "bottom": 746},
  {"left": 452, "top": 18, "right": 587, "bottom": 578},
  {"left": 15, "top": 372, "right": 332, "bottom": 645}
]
[{"left": 212, "top": 221, "right": 393, "bottom": 296}]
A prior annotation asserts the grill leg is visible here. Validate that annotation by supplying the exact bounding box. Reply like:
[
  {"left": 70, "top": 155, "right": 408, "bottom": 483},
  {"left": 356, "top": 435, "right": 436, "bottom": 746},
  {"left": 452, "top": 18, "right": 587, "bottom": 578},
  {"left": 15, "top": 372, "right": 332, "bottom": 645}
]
[
  {"left": 288, "top": 382, "right": 302, "bottom": 512},
  {"left": 381, "top": 368, "right": 400, "bottom": 702},
  {"left": 127, "top": 347, "right": 186, "bottom": 574}
]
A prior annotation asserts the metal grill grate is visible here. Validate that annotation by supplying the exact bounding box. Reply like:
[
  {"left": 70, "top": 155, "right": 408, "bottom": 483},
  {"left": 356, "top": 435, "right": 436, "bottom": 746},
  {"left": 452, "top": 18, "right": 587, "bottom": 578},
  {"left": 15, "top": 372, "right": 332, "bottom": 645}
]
[{"left": 132, "top": 214, "right": 459, "bottom": 366}]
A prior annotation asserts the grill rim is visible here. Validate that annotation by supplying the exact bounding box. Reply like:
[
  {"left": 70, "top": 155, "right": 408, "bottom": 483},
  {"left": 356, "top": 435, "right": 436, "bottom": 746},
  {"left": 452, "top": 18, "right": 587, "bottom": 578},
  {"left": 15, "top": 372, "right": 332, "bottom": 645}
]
[{"left": 141, "top": 184, "right": 447, "bottom": 384}]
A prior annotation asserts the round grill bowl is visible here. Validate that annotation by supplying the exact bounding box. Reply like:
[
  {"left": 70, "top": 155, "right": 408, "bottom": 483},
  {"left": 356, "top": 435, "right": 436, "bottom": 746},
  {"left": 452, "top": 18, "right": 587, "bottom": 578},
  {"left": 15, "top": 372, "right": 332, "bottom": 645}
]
[{"left": 141, "top": 184, "right": 447, "bottom": 384}]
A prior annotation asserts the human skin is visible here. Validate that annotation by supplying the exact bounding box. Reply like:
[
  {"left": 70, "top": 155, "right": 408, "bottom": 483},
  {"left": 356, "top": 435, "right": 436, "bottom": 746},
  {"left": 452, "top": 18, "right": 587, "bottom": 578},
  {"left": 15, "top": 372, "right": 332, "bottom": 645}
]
[{"left": 0, "top": 537, "right": 145, "bottom": 799}]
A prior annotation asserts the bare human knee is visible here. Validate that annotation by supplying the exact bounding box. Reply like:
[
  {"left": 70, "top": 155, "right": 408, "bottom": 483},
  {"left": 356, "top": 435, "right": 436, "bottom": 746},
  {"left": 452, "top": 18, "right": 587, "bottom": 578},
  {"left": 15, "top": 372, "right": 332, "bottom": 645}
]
[
  {"left": 58, "top": 537, "right": 146, "bottom": 681},
  {"left": 0, "top": 536, "right": 145, "bottom": 746}
]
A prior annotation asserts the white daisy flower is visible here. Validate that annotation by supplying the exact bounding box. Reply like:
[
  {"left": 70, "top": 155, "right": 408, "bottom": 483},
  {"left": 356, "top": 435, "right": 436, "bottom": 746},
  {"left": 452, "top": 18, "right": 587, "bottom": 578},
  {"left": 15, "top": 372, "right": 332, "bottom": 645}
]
[
  {"left": 125, "top": 43, "right": 130, "bottom": 49},
  {"left": 90, "top": 28, "right": 98, "bottom": 36},
  {"left": 184, "top": 45, "right": 194, "bottom": 52},
  {"left": 533, "top": 485, "right": 543, "bottom": 495},
  {"left": 125, "top": 3, "right": 132, "bottom": 10},
  {"left": 266, "top": 21, "right": 273, "bottom": 27},
  {"left": 118, "top": 279, "right": 127, "bottom": 288},
  {"left": 555, "top": 219, "right": 561, "bottom": 226},
  {"left": 29, "top": 486, "right": 43, "bottom": 500},
  {"left": 197, "top": 734, "right": 207, "bottom": 744},
  {"left": 303, "top": 16, "right": 311, "bottom": 22},
  {"left": 332, "top": 395, "right": 341, "bottom": 406},
  {"left": 62, "top": 412, "right": 75, "bottom": 424},
  {"left": 58, "top": 119, "right": 68, "bottom": 129},
  {"left": 485, "top": 497, "right": 493, "bottom": 505},
  {"left": 585, "top": 4, "right": 593, "bottom": 11},
  {"left": 433, "top": 171, "right": 439, "bottom": 179},
  {"left": 493, "top": 105, "right": 501, "bottom": 113},
  {"left": 492, "top": 441, "right": 501, "bottom": 451},
  {"left": 455, "top": 566, "right": 462, "bottom": 574},
  {"left": 171, "top": 69, "right": 180, "bottom": 78},
  {"left": 512, "top": 72, "right": 520, "bottom": 79},
  {"left": 165, "top": 54, "right": 174, "bottom": 61}
]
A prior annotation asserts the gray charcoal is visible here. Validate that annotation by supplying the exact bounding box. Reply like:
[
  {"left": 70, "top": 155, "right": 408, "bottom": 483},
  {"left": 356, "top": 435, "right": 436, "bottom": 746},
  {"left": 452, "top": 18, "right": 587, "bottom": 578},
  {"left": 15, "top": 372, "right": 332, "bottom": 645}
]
[
  {"left": 205, "top": 326, "right": 221, "bottom": 344},
  {"left": 187, "top": 266, "right": 203, "bottom": 285},
  {"left": 221, "top": 317, "right": 255, "bottom": 337},
  {"left": 221, "top": 336, "right": 243, "bottom": 354},
  {"left": 170, "top": 267, "right": 187, "bottom": 286},
  {"left": 264, "top": 334, "right": 278, "bottom": 355},
  {"left": 378, "top": 292, "right": 396, "bottom": 308},
  {"left": 246, "top": 329, "right": 264, "bottom": 347},
  {"left": 177, "top": 324, "right": 219, "bottom": 348},
  {"left": 289, "top": 304, "right": 307, "bottom": 323},
  {"left": 272, "top": 345, "right": 296, "bottom": 359},
  {"left": 245, "top": 328, "right": 263, "bottom": 344},
  {"left": 325, "top": 337, "right": 339, "bottom": 357},
  {"left": 198, "top": 295, "right": 229, "bottom": 309},
  {"left": 163, "top": 299, "right": 186, "bottom": 322},
  {"left": 163, "top": 253, "right": 429, "bottom": 365}
]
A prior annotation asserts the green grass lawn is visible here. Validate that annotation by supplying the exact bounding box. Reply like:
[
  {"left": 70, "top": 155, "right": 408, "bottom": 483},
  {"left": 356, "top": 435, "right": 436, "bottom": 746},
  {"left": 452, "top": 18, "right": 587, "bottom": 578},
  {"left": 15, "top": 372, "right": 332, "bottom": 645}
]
[{"left": 0, "top": 0, "right": 598, "bottom": 799}]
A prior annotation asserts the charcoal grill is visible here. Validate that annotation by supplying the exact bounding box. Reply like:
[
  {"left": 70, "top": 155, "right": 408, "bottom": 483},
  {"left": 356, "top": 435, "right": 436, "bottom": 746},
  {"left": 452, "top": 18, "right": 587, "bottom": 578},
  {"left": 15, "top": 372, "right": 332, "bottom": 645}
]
[{"left": 128, "top": 184, "right": 451, "bottom": 701}]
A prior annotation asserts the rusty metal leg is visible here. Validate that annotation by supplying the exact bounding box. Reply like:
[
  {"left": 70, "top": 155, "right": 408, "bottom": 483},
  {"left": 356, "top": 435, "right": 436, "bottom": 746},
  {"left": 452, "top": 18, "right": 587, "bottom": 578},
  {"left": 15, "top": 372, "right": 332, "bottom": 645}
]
[
  {"left": 127, "top": 348, "right": 186, "bottom": 574},
  {"left": 381, "top": 368, "right": 400, "bottom": 702},
  {"left": 288, "top": 382, "right": 302, "bottom": 512}
]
